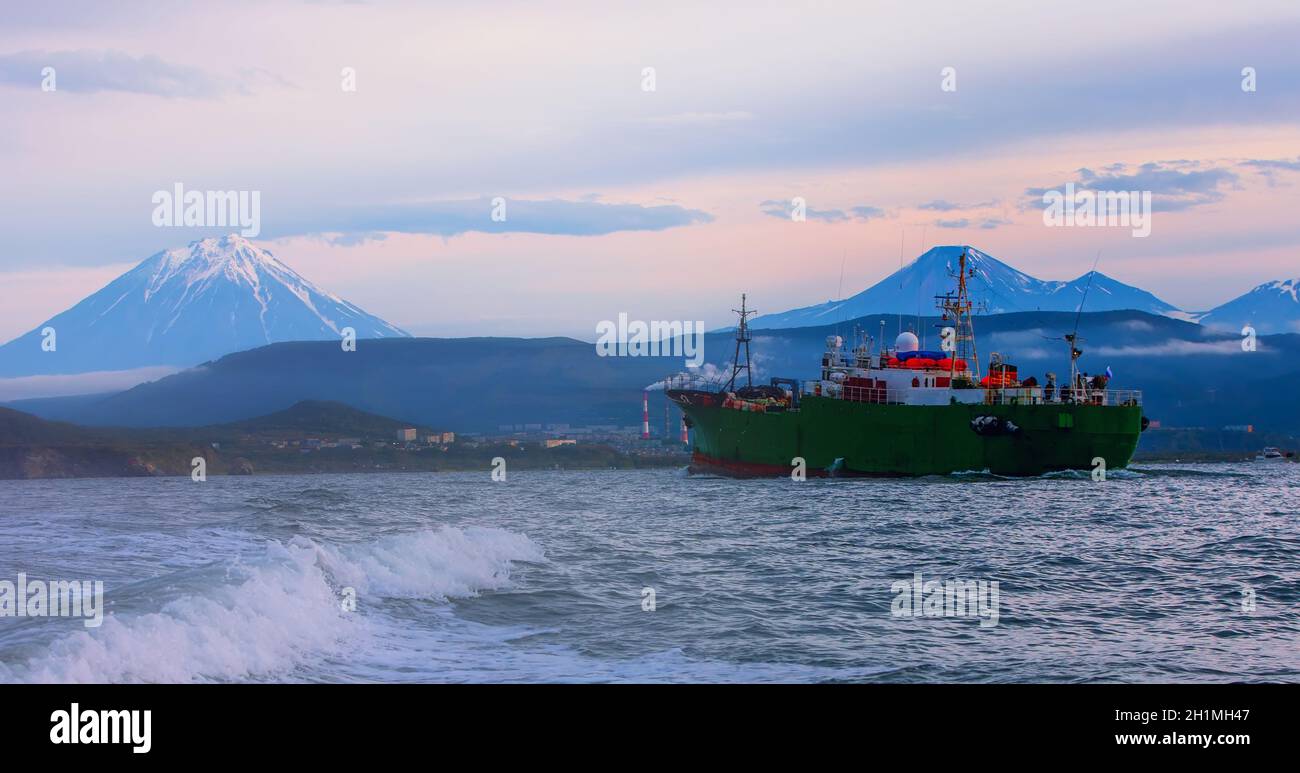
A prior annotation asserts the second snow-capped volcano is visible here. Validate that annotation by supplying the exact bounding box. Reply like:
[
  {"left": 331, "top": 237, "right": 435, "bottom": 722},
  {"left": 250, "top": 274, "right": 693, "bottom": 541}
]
[
  {"left": 0, "top": 235, "right": 408, "bottom": 377},
  {"left": 747, "top": 245, "right": 1179, "bottom": 330}
]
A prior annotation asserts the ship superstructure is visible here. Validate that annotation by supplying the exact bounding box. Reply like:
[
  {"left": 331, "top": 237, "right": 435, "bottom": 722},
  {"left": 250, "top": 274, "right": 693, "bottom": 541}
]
[{"left": 666, "top": 247, "right": 1146, "bottom": 477}]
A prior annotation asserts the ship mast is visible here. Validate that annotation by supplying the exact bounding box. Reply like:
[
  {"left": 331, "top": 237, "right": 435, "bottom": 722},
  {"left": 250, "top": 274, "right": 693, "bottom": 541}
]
[
  {"left": 725, "top": 293, "right": 756, "bottom": 392},
  {"left": 1064, "top": 333, "right": 1084, "bottom": 399},
  {"left": 935, "top": 247, "right": 981, "bottom": 382},
  {"left": 1063, "top": 253, "right": 1100, "bottom": 400}
]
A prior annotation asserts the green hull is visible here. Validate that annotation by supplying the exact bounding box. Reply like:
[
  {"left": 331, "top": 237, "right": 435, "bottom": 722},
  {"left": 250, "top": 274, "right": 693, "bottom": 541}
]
[{"left": 673, "top": 393, "right": 1142, "bottom": 477}]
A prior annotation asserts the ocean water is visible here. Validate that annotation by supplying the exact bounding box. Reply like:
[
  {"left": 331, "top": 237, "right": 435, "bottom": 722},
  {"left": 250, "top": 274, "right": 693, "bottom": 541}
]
[{"left": 0, "top": 464, "right": 1296, "bottom": 683}]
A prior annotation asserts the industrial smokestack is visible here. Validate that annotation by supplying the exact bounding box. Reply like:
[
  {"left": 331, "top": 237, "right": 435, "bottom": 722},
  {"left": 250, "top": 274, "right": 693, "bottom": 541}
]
[{"left": 642, "top": 391, "right": 650, "bottom": 439}]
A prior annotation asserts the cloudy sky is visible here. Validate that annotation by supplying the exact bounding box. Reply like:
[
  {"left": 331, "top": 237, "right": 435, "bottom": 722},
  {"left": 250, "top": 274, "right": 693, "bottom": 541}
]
[{"left": 2, "top": 0, "right": 1299, "bottom": 341}]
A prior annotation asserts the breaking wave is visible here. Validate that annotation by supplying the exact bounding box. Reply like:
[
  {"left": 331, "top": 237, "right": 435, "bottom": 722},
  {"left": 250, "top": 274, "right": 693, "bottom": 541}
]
[{"left": 0, "top": 526, "right": 544, "bottom": 684}]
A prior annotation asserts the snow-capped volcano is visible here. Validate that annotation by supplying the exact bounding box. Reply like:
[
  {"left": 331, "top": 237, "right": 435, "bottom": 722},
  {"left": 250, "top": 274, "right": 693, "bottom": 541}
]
[
  {"left": 0, "top": 235, "right": 408, "bottom": 377},
  {"left": 747, "top": 245, "right": 1179, "bottom": 329},
  {"left": 1198, "top": 277, "right": 1300, "bottom": 335}
]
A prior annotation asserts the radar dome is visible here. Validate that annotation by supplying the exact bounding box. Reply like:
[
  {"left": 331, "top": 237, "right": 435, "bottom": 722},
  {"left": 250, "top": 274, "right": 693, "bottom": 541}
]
[{"left": 895, "top": 331, "right": 919, "bottom": 353}]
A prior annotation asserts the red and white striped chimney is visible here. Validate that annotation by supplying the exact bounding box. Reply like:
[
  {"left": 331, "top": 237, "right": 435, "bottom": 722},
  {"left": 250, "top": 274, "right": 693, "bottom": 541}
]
[{"left": 642, "top": 391, "right": 650, "bottom": 439}]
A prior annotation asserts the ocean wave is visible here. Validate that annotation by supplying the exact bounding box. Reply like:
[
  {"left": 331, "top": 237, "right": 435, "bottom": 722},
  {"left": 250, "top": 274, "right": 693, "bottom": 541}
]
[
  {"left": 948, "top": 468, "right": 1145, "bottom": 481},
  {"left": 312, "top": 526, "right": 545, "bottom": 601},
  {"left": 949, "top": 468, "right": 996, "bottom": 479},
  {"left": 1036, "top": 468, "right": 1145, "bottom": 480},
  {"left": 1126, "top": 467, "right": 1254, "bottom": 479},
  {"left": 0, "top": 526, "right": 544, "bottom": 684}
]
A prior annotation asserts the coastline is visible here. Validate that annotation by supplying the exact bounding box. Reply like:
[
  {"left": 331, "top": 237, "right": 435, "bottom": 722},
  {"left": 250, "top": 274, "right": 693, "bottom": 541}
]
[{"left": 0, "top": 442, "right": 691, "bottom": 480}]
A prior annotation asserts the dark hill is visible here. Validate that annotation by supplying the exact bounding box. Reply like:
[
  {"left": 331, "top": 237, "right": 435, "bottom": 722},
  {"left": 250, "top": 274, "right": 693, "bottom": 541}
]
[
  {"left": 6, "top": 336, "right": 682, "bottom": 430},
  {"left": 0, "top": 406, "right": 89, "bottom": 445},
  {"left": 217, "top": 399, "right": 434, "bottom": 437}
]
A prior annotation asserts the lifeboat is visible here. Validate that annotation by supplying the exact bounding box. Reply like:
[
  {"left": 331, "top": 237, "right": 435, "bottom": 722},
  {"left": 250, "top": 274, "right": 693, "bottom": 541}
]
[
  {"left": 895, "top": 356, "right": 968, "bottom": 370},
  {"left": 897, "top": 350, "right": 946, "bottom": 361},
  {"left": 980, "top": 373, "right": 1019, "bottom": 388}
]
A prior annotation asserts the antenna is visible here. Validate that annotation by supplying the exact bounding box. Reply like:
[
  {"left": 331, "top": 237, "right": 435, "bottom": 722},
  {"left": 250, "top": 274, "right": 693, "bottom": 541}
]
[
  {"left": 835, "top": 248, "right": 848, "bottom": 339},
  {"left": 725, "top": 294, "right": 756, "bottom": 392},
  {"left": 1071, "top": 251, "right": 1102, "bottom": 338},
  {"left": 837, "top": 249, "right": 847, "bottom": 301},
  {"left": 1063, "top": 251, "right": 1101, "bottom": 399},
  {"left": 915, "top": 263, "right": 925, "bottom": 350},
  {"left": 897, "top": 234, "right": 906, "bottom": 339}
]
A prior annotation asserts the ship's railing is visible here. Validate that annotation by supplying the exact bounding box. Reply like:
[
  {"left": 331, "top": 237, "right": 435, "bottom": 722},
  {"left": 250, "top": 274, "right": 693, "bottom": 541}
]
[
  {"left": 1074, "top": 388, "right": 1142, "bottom": 406},
  {"left": 662, "top": 371, "right": 727, "bottom": 392},
  {"left": 827, "top": 385, "right": 1147, "bottom": 407},
  {"left": 999, "top": 387, "right": 1142, "bottom": 406},
  {"left": 696, "top": 378, "right": 1143, "bottom": 407},
  {"left": 835, "top": 384, "right": 909, "bottom": 404},
  {"left": 815, "top": 383, "right": 960, "bottom": 405}
]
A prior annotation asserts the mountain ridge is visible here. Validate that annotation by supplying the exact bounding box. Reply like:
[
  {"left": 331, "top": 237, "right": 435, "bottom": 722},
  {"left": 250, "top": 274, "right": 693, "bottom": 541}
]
[
  {"left": 746, "top": 245, "right": 1180, "bottom": 330},
  {"left": 1199, "top": 277, "right": 1300, "bottom": 334}
]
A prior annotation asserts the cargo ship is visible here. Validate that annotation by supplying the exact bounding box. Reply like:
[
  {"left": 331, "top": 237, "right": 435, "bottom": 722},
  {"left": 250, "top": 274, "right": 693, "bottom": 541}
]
[{"left": 666, "top": 247, "right": 1147, "bottom": 477}]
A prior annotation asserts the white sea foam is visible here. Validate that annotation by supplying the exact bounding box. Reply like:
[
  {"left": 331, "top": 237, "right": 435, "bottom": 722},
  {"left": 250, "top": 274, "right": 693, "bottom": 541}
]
[
  {"left": 312, "top": 526, "right": 545, "bottom": 600},
  {"left": 1, "top": 526, "right": 544, "bottom": 683}
]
